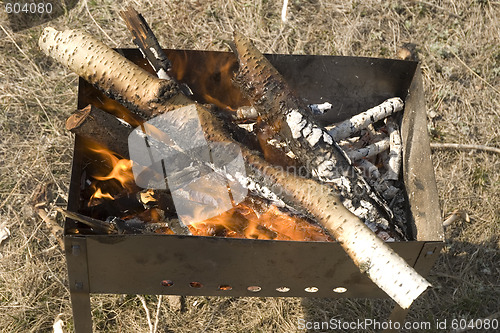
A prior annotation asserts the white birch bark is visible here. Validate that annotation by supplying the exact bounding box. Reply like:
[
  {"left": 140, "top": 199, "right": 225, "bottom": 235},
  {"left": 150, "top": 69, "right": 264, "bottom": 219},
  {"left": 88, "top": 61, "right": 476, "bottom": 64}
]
[
  {"left": 327, "top": 97, "right": 404, "bottom": 141},
  {"left": 39, "top": 28, "right": 178, "bottom": 118},
  {"left": 345, "top": 137, "right": 390, "bottom": 161},
  {"left": 384, "top": 118, "right": 403, "bottom": 180}
]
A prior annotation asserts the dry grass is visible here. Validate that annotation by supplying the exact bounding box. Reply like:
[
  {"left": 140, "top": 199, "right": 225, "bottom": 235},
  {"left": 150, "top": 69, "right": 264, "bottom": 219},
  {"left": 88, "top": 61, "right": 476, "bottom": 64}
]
[{"left": 0, "top": 0, "right": 498, "bottom": 332}]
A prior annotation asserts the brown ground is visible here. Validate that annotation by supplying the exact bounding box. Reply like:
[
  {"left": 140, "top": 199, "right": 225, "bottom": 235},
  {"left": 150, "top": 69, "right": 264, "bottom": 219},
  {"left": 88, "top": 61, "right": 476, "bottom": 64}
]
[{"left": 0, "top": 1, "right": 498, "bottom": 332}]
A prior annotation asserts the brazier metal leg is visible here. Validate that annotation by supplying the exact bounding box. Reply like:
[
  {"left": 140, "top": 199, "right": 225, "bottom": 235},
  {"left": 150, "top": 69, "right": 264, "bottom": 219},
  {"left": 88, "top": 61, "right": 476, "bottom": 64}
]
[
  {"left": 70, "top": 291, "right": 93, "bottom": 332},
  {"left": 66, "top": 236, "right": 93, "bottom": 332}
]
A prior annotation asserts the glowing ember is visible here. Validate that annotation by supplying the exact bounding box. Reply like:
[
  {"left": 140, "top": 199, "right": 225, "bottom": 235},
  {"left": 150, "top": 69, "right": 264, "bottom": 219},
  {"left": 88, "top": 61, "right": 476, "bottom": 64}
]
[{"left": 188, "top": 199, "right": 332, "bottom": 242}]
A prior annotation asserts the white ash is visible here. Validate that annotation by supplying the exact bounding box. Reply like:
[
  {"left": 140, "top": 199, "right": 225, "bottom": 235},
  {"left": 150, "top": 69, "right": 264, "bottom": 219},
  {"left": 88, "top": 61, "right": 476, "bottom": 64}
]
[
  {"left": 286, "top": 109, "right": 307, "bottom": 139},
  {"left": 301, "top": 123, "right": 313, "bottom": 137},
  {"left": 149, "top": 47, "right": 159, "bottom": 59},
  {"left": 309, "top": 102, "right": 332, "bottom": 115},
  {"left": 306, "top": 127, "right": 323, "bottom": 146},
  {"left": 157, "top": 68, "right": 169, "bottom": 80},
  {"left": 233, "top": 171, "right": 285, "bottom": 208},
  {"left": 315, "top": 160, "right": 335, "bottom": 179},
  {"left": 323, "top": 132, "right": 333, "bottom": 145},
  {"left": 267, "top": 138, "right": 288, "bottom": 149}
]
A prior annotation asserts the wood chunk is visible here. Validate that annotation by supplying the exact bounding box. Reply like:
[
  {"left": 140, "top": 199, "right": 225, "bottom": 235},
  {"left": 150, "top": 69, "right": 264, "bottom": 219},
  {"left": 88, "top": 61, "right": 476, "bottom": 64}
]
[{"left": 66, "top": 105, "right": 134, "bottom": 158}]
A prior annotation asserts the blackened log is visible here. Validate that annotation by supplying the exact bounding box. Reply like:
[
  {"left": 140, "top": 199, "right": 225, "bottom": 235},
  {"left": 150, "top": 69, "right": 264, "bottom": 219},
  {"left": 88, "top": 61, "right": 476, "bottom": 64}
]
[
  {"left": 120, "top": 6, "right": 172, "bottom": 80},
  {"left": 231, "top": 32, "right": 405, "bottom": 239}
]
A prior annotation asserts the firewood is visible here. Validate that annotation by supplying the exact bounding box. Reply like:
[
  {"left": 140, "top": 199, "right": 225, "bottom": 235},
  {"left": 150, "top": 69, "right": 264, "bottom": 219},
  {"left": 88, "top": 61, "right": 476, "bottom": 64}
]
[
  {"left": 120, "top": 6, "right": 172, "bottom": 81},
  {"left": 231, "top": 31, "right": 404, "bottom": 239},
  {"left": 234, "top": 102, "right": 331, "bottom": 121},
  {"left": 345, "top": 137, "right": 390, "bottom": 161},
  {"left": 384, "top": 118, "right": 403, "bottom": 180},
  {"left": 326, "top": 97, "right": 404, "bottom": 141},
  {"left": 354, "top": 159, "right": 381, "bottom": 180},
  {"left": 39, "top": 28, "right": 180, "bottom": 119},
  {"left": 56, "top": 207, "right": 117, "bottom": 234},
  {"left": 66, "top": 105, "right": 133, "bottom": 158},
  {"left": 40, "top": 27, "right": 430, "bottom": 309}
]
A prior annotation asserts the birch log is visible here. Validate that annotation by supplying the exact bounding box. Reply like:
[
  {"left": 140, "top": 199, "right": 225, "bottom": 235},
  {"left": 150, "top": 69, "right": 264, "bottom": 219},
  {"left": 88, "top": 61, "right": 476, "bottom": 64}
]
[
  {"left": 385, "top": 118, "right": 403, "bottom": 180},
  {"left": 345, "top": 137, "right": 390, "bottom": 161},
  {"left": 327, "top": 97, "right": 404, "bottom": 141},
  {"left": 39, "top": 27, "right": 430, "bottom": 309},
  {"left": 232, "top": 31, "right": 404, "bottom": 240},
  {"left": 39, "top": 28, "right": 180, "bottom": 119}
]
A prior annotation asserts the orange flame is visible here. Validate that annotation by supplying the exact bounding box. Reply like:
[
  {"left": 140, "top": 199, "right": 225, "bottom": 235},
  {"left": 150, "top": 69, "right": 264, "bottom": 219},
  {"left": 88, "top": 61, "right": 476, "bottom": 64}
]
[
  {"left": 165, "top": 50, "right": 248, "bottom": 111},
  {"left": 85, "top": 141, "right": 136, "bottom": 206},
  {"left": 90, "top": 187, "right": 115, "bottom": 201},
  {"left": 189, "top": 199, "right": 332, "bottom": 242}
]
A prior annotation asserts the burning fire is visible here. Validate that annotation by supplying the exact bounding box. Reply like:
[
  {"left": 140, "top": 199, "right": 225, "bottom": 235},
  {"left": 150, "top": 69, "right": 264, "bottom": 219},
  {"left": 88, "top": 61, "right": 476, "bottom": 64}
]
[
  {"left": 165, "top": 50, "right": 248, "bottom": 111},
  {"left": 85, "top": 141, "right": 136, "bottom": 204},
  {"left": 188, "top": 199, "right": 332, "bottom": 242},
  {"left": 83, "top": 140, "right": 331, "bottom": 241},
  {"left": 80, "top": 54, "right": 332, "bottom": 242}
]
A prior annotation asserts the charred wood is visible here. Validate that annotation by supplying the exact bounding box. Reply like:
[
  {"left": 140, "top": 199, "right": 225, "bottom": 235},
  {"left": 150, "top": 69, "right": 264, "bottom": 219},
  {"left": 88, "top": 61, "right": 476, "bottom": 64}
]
[
  {"left": 120, "top": 6, "right": 172, "bottom": 80},
  {"left": 231, "top": 31, "right": 404, "bottom": 240}
]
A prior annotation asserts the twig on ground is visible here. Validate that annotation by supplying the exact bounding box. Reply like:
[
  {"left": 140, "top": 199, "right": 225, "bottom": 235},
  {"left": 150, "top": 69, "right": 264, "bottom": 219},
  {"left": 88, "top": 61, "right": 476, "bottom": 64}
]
[
  {"left": 430, "top": 142, "right": 500, "bottom": 155},
  {"left": 137, "top": 295, "right": 153, "bottom": 333},
  {"left": 153, "top": 295, "right": 162, "bottom": 333},
  {"left": 442, "top": 210, "right": 470, "bottom": 228},
  {"left": 36, "top": 205, "right": 64, "bottom": 250}
]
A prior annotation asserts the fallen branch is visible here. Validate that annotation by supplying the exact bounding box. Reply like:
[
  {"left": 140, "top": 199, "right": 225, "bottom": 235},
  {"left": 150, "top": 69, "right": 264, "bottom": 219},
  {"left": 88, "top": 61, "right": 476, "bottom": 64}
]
[
  {"left": 430, "top": 142, "right": 500, "bottom": 155},
  {"left": 442, "top": 209, "right": 470, "bottom": 228},
  {"left": 137, "top": 295, "right": 154, "bottom": 333},
  {"left": 36, "top": 205, "right": 65, "bottom": 250}
]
